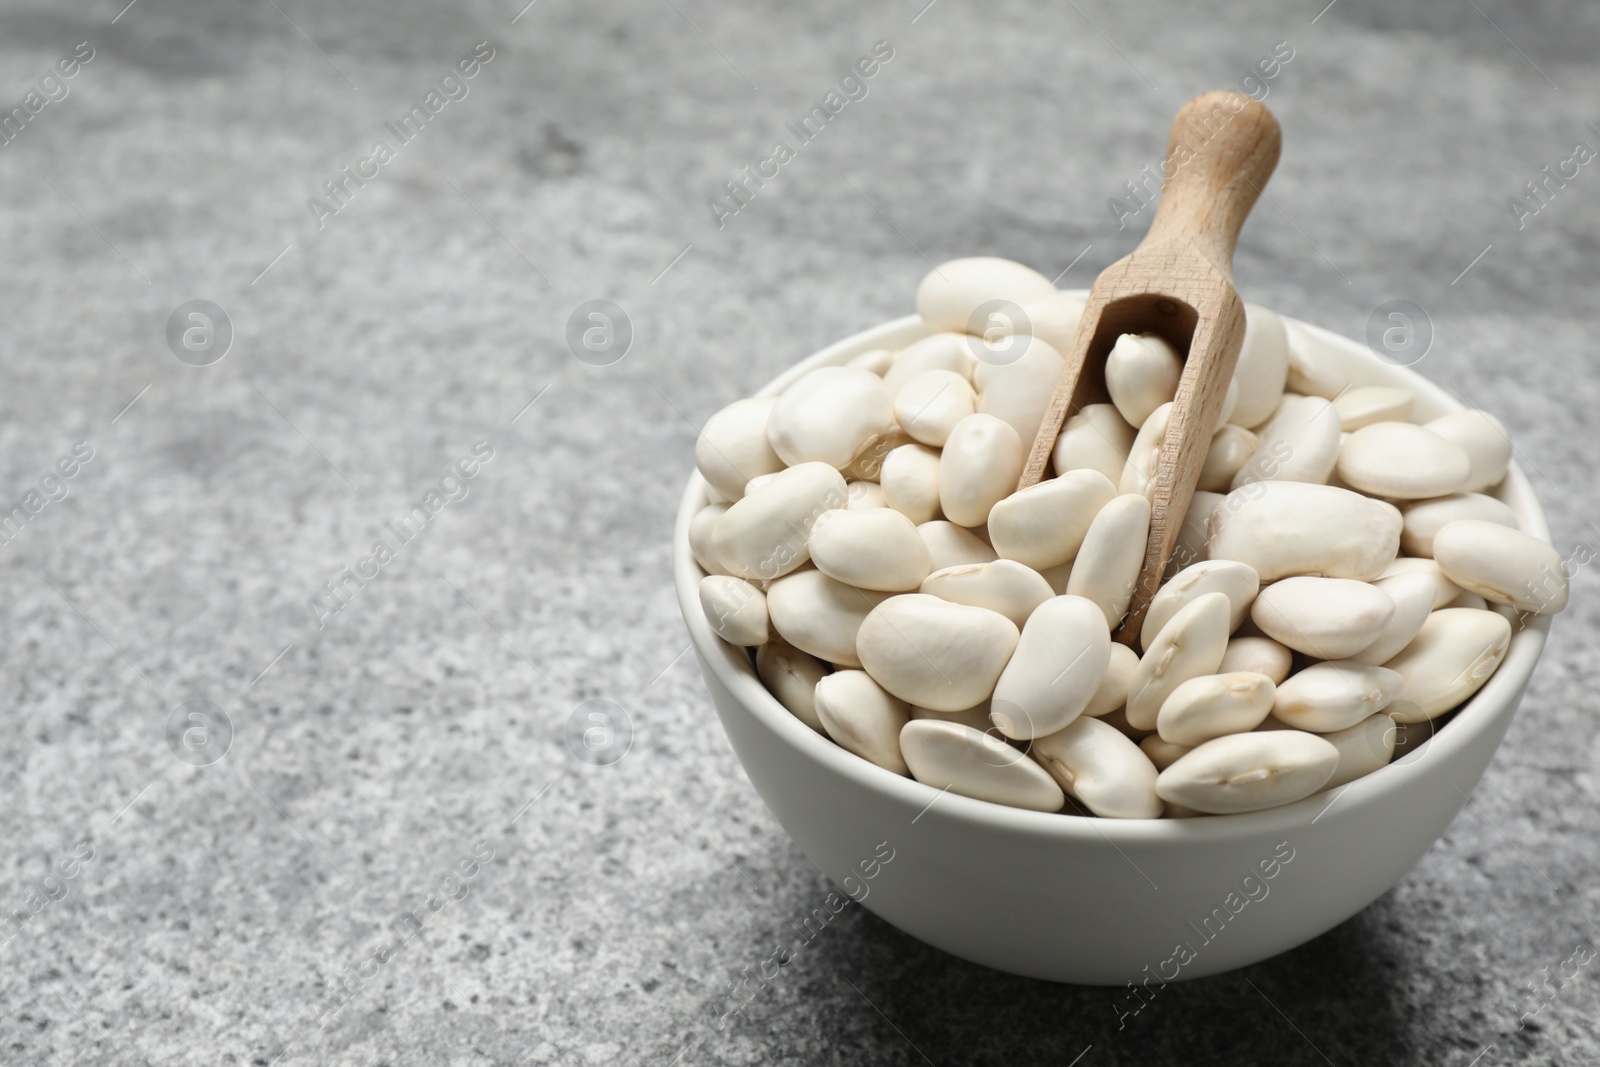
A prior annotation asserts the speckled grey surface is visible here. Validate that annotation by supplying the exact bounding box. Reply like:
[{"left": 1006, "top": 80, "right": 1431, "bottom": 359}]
[{"left": 2, "top": 1, "right": 1599, "bottom": 1064}]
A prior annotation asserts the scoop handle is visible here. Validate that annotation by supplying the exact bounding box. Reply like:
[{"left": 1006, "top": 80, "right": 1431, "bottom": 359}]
[{"left": 1140, "top": 91, "right": 1281, "bottom": 274}]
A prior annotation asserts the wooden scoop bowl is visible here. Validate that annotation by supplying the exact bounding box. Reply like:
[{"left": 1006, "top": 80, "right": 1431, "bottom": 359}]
[{"left": 1018, "top": 90, "right": 1281, "bottom": 646}]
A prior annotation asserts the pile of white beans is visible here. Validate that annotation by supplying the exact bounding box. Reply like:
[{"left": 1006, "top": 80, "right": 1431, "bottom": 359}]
[{"left": 690, "top": 257, "right": 1569, "bottom": 819}]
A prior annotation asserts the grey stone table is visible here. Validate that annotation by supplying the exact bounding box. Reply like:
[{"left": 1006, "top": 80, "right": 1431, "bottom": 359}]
[{"left": 2, "top": 1, "right": 1598, "bottom": 1063}]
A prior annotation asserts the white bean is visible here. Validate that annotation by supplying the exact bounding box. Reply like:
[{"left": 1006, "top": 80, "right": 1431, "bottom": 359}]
[
  {"left": 1271, "top": 661, "right": 1403, "bottom": 733},
  {"left": 847, "top": 347, "right": 895, "bottom": 376},
  {"left": 881, "top": 443, "right": 943, "bottom": 524},
  {"left": 1332, "top": 386, "right": 1415, "bottom": 431},
  {"left": 1378, "top": 556, "right": 1461, "bottom": 610},
  {"left": 766, "top": 570, "right": 890, "bottom": 668},
  {"left": 1167, "top": 490, "right": 1223, "bottom": 577},
  {"left": 1141, "top": 559, "right": 1260, "bottom": 648},
  {"left": 921, "top": 559, "right": 1054, "bottom": 629},
  {"left": 1452, "top": 590, "right": 1491, "bottom": 611},
  {"left": 1119, "top": 401, "right": 1171, "bottom": 497},
  {"left": 767, "top": 366, "right": 894, "bottom": 469},
  {"left": 1157, "top": 672, "right": 1276, "bottom": 747},
  {"left": 696, "top": 396, "right": 786, "bottom": 501},
  {"left": 1198, "top": 425, "right": 1259, "bottom": 493},
  {"left": 1380, "top": 608, "right": 1511, "bottom": 723},
  {"left": 1156, "top": 730, "right": 1339, "bottom": 814},
  {"left": 1230, "top": 303, "right": 1290, "bottom": 429},
  {"left": 857, "top": 594, "right": 1020, "bottom": 711},
  {"left": 1283, "top": 320, "right": 1353, "bottom": 400},
  {"left": 894, "top": 370, "right": 976, "bottom": 447},
  {"left": 1426, "top": 410, "right": 1512, "bottom": 493},
  {"left": 1320, "top": 714, "right": 1398, "bottom": 789},
  {"left": 991, "top": 595, "right": 1110, "bottom": 738},
  {"left": 1139, "top": 734, "right": 1192, "bottom": 772},
  {"left": 1337, "top": 422, "right": 1473, "bottom": 500},
  {"left": 1052, "top": 403, "right": 1136, "bottom": 483},
  {"left": 939, "top": 413, "right": 1025, "bottom": 527},
  {"left": 1208, "top": 481, "right": 1401, "bottom": 582},
  {"left": 815, "top": 670, "right": 911, "bottom": 775},
  {"left": 689, "top": 503, "right": 730, "bottom": 576},
  {"left": 1105, "top": 333, "right": 1183, "bottom": 428},
  {"left": 1349, "top": 569, "right": 1438, "bottom": 665},
  {"left": 1040, "top": 561, "right": 1073, "bottom": 595},
  {"left": 1401, "top": 492, "right": 1518, "bottom": 558},
  {"left": 1432, "top": 519, "right": 1569, "bottom": 613},
  {"left": 809, "top": 507, "right": 932, "bottom": 592},
  {"left": 845, "top": 480, "right": 888, "bottom": 510},
  {"left": 1126, "top": 592, "right": 1232, "bottom": 730},
  {"left": 900, "top": 719, "right": 1065, "bottom": 812},
  {"left": 1250, "top": 576, "right": 1395, "bottom": 659},
  {"left": 713, "top": 462, "right": 849, "bottom": 579},
  {"left": 911, "top": 702, "right": 995, "bottom": 733},
  {"left": 986, "top": 468, "right": 1118, "bottom": 571},
  {"left": 974, "top": 335, "right": 1066, "bottom": 444},
  {"left": 1031, "top": 717, "right": 1163, "bottom": 818},
  {"left": 843, "top": 428, "right": 912, "bottom": 483},
  {"left": 1232, "top": 394, "right": 1341, "bottom": 488},
  {"left": 756, "top": 640, "right": 829, "bottom": 733},
  {"left": 1066, "top": 493, "right": 1152, "bottom": 628},
  {"left": 881, "top": 333, "right": 975, "bottom": 398},
  {"left": 699, "top": 575, "right": 769, "bottom": 646},
  {"left": 1218, "top": 636, "right": 1293, "bottom": 684},
  {"left": 915, "top": 257, "right": 1059, "bottom": 336},
  {"left": 1007, "top": 291, "right": 1087, "bottom": 356},
  {"left": 916, "top": 520, "right": 997, "bottom": 571}
]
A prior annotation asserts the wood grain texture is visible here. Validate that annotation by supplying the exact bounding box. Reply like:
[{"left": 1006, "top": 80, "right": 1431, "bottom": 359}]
[{"left": 1019, "top": 90, "right": 1281, "bottom": 646}]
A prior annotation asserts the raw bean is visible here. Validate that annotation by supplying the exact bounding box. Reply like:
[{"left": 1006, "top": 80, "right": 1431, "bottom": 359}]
[
  {"left": 915, "top": 257, "right": 1059, "bottom": 335},
  {"left": 1079, "top": 644, "right": 1137, "bottom": 720},
  {"left": 1271, "top": 661, "right": 1403, "bottom": 732},
  {"left": 1166, "top": 490, "right": 1223, "bottom": 578},
  {"left": 1198, "top": 425, "right": 1259, "bottom": 493},
  {"left": 1066, "top": 493, "right": 1152, "bottom": 628},
  {"left": 881, "top": 443, "right": 943, "bottom": 523},
  {"left": 847, "top": 348, "right": 895, "bottom": 376},
  {"left": 917, "top": 520, "right": 997, "bottom": 571},
  {"left": 1008, "top": 291, "right": 1087, "bottom": 356},
  {"left": 1427, "top": 410, "right": 1512, "bottom": 493},
  {"left": 767, "top": 570, "right": 891, "bottom": 668},
  {"left": 1283, "top": 320, "right": 1353, "bottom": 400},
  {"left": 1120, "top": 402, "right": 1171, "bottom": 497},
  {"left": 767, "top": 367, "right": 894, "bottom": 469},
  {"left": 1156, "top": 730, "right": 1339, "bottom": 814},
  {"left": 911, "top": 702, "right": 995, "bottom": 733},
  {"left": 690, "top": 503, "right": 730, "bottom": 575},
  {"left": 1232, "top": 394, "right": 1340, "bottom": 488},
  {"left": 974, "top": 335, "right": 1066, "bottom": 444},
  {"left": 846, "top": 481, "right": 887, "bottom": 509},
  {"left": 991, "top": 595, "right": 1111, "bottom": 738},
  {"left": 1350, "top": 570, "right": 1437, "bottom": 665},
  {"left": 1031, "top": 717, "right": 1163, "bottom": 818},
  {"left": 1452, "top": 590, "right": 1491, "bottom": 610},
  {"left": 815, "top": 670, "right": 911, "bottom": 775},
  {"left": 857, "top": 594, "right": 1020, "bottom": 711},
  {"left": 1126, "top": 592, "right": 1232, "bottom": 730},
  {"left": 1333, "top": 386, "right": 1415, "bottom": 431},
  {"left": 1230, "top": 303, "right": 1290, "bottom": 428},
  {"left": 700, "top": 575, "right": 770, "bottom": 646},
  {"left": 744, "top": 472, "right": 780, "bottom": 495},
  {"left": 1320, "top": 714, "right": 1398, "bottom": 789},
  {"left": 986, "top": 469, "right": 1118, "bottom": 571},
  {"left": 1218, "top": 636, "right": 1293, "bottom": 684},
  {"left": 810, "top": 507, "right": 932, "bottom": 592},
  {"left": 894, "top": 370, "right": 976, "bottom": 447},
  {"left": 1157, "top": 672, "right": 1276, "bottom": 747},
  {"left": 1052, "top": 403, "right": 1137, "bottom": 483},
  {"left": 1105, "top": 333, "right": 1183, "bottom": 428},
  {"left": 900, "top": 719, "right": 1065, "bottom": 812},
  {"left": 1379, "top": 556, "right": 1461, "bottom": 609},
  {"left": 1337, "top": 422, "right": 1473, "bottom": 499},
  {"left": 1141, "top": 559, "right": 1261, "bottom": 648},
  {"left": 1401, "top": 493, "right": 1518, "bottom": 558},
  {"left": 756, "top": 640, "right": 830, "bottom": 733},
  {"left": 882, "top": 333, "right": 975, "bottom": 398},
  {"left": 713, "top": 462, "right": 849, "bottom": 580},
  {"left": 1101, "top": 706, "right": 1152, "bottom": 740},
  {"left": 939, "top": 414, "right": 1025, "bottom": 527},
  {"left": 1216, "top": 378, "right": 1240, "bottom": 430},
  {"left": 1040, "top": 561, "right": 1072, "bottom": 595},
  {"left": 922, "top": 559, "right": 1054, "bottom": 629},
  {"left": 1251, "top": 576, "right": 1395, "bottom": 659},
  {"left": 1140, "top": 734, "right": 1192, "bottom": 771},
  {"left": 696, "top": 396, "right": 787, "bottom": 501},
  {"left": 843, "top": 428, "right": 913, "bottom": 483},
  {"left": 1433, "top": 519, "right": 1568, "bottom": 613},
  {"left": 1208, "top": 481, "right": 1401, "bottom": 582}
]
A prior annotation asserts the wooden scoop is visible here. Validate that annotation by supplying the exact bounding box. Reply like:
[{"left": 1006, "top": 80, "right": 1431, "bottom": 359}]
[{"left": 1018, "top": 90, "right": 1281, "bottom": 646}]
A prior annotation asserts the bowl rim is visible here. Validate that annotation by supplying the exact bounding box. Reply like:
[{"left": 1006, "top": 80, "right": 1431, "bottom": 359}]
[{"left": 674, "top": 299, "right": 1553, "bottom": 843}]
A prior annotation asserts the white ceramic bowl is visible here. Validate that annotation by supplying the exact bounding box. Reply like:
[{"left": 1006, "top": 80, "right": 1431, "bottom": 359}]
[{"left": 673, "top": 302, "right": 1553, "bottom": 985}]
